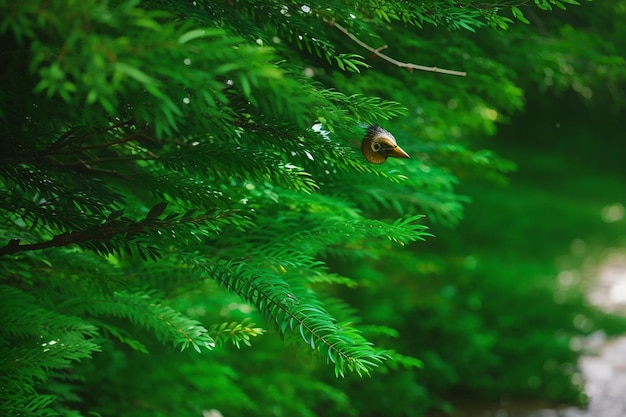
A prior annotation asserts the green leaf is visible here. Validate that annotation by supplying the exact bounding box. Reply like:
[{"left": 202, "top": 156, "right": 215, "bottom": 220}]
[
  {"left": 511, "top": 7, "right": 530, "bottom": 24},
  {"left": 146, "top": 202, "right": 168, "bottom": 219},
  {"left": 114, "top": 62, "right": 156, "bottom": 85},
  {"left": 178, "top": 28, "right": 222, "bottom": 44}
]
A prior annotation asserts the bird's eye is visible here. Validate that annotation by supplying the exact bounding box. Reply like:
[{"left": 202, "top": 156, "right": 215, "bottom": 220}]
[{"left": 371, "top": 142, "right": 381, "bottom": 152}]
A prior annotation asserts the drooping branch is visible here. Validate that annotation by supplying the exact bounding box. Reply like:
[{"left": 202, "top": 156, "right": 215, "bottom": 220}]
[
  {"left": 193, "top": 260, "right": 386, "bottom": 376},
  {"left": 329, "top": 21, "right": 467, "bottom": 77}
]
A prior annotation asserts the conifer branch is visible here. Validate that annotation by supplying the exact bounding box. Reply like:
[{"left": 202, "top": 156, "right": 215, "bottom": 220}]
[
  {"left": 71, "top": 161, "right": 130, "bottom": 178},
  {"left": 189, "top": 259, "right": 388, "bottom": 376},
  {"left": 329, "top": 21, "right": 467, "bottom": 77},
  {"left": 0, "top": 210, "right": 238, "bottom": 257},
  {"left": 78, "top": 291, "right": 216, "bottom": 352},
  {"left": 42, "top": 119, "right": 136, "bottom": 154}
]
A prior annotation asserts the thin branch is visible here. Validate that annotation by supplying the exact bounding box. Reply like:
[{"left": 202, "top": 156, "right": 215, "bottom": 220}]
[
  {"left": 72, "top": 162, "right": 130, "bottom": 178},
  {"left": 42, "top": 119, "right": 135, "bottom": 155},
  {"left": 0, "top": 211, "right": 237, "bottom": 257},
  {"left": 101, "top": 118, "right": 136, "bottom": 132},
  {"left": 47, "top": 127, "right": 80, "bottom": 152},
  {"left": 43, "top": 132, "right": 148, "bottom": 156},
  {"left": 330, "top": 21, "right": 467, "bottom": 77},
  {"left": 59, "top": 155, "right": 157, "bottom": 167},
  {"left": 4, "top": 125, "right": 139, "bottom": 164},
  {"left": 373, "top": 44, "right": 388, "bottom": 54},
  {"left": 201, "top": 262, "right": 374, "bottom": 374}
]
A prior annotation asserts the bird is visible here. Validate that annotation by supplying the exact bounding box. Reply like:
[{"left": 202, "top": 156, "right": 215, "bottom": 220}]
[{"left": 361, "top": 125, "right": 410, "bottom": 164}]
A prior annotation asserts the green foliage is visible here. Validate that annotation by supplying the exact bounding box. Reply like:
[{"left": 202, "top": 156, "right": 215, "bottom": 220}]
[
  {"left": 3, "top": 0, "right": 624, "bottom": 416},
  {"left": 209, "top": 319, "right": 266, "bottom": 348}
]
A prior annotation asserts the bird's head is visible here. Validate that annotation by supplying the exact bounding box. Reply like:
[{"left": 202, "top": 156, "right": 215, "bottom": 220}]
[{"left": 361, "top": 125, "right": 410, "bottom": 164}]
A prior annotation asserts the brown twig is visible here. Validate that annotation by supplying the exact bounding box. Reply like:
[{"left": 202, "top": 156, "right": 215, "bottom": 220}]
[
  {"left": 42, "top": 119, "right": 136, "bottom": 154},
  {"left": 43, "top": 130, "right": 149, "bottom": 157},
  {"left": 0, "top": 211, "right": 237, "bottom": 257},
  {"left": 72, "top": 162, "right": 130, "bottom": 178},
  {"left": 330, "top": 21, "right": 467, "bottom": 77}
]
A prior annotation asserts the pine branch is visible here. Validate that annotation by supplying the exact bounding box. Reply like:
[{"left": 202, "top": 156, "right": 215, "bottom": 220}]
[
  {"left": 1, "top": 393, "right": 58, "bottom": 417},
  {"left": 0, "top": 286, "right": 102, "bottom": 416},
  {"left": 0, "top": 208, "right": 243, "bottom": 257},
  {"left": 186, "top": 258, "right": 389, "bottom": 376},
  {"left": 0, "top": 285, "right": 100, "bottom": 341},
  {"left": 4, "top": 120, "right": 142, "bottom": 163},
  {"left": 209, "top": 320, "right": 266, "bottom": 348},
  {"left": 72, "top": 290, "right": 216, "bottom": 352},
  {"left": 160, "top": 143, "right": 320, "bottom": 193}
]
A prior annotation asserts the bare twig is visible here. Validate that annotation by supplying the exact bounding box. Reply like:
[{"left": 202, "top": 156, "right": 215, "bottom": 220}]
[
  {"left": 330, "top": 21, "right": 467, "bottom": 77},
  {"left": 373, "top": 44, "right": 388, "bottom": 54}
]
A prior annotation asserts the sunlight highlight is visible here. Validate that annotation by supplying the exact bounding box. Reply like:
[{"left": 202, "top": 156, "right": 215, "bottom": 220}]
[{"left": 601, "top": 203, "right": 625, "bottom": 223}]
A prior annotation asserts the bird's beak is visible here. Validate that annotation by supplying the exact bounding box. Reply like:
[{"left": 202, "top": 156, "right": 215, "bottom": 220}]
[{"left": 387, "top": 145, "right": 410, "bottom": 159}]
